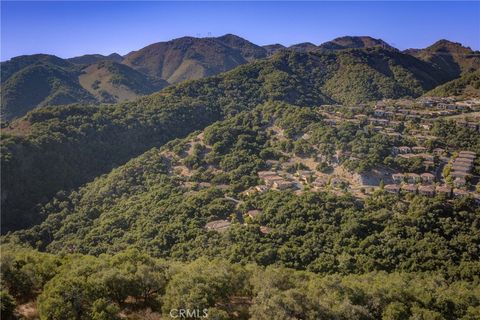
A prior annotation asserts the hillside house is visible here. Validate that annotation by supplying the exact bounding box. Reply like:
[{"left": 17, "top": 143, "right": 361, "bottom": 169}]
[
  {"left": 418, "top": 185, "right": 435, "bottom": 197},
  {"left": 453, "top": 189, "right": 469, "bottom": 198},
  {"left": 205, "top": 220, "right": 231, "bottom": 232},
  {"left": 436, "top": 185, "right": 452, "bottom": 197},
  {"left": 255, "top": 185, "right": 269, "bottom": 193},
  {"left": 384, "top": 184, "right": 400, "bottom": 194},
  {"left": 402, "top": 184, "right": 417, "bottom": 194},
  {"left": 458, "top": 151, "right": 476, "bottom": 158},
  {"left": 450, "top": 171, "right": 470, "bottom": 179},
  {"left": 392, "top": 173, "right": 404, "bottom": 184},
  {"left": 412, "top": 146, "right": 427, "bottom": 153},
  {"left": 272, "top": 180, "right": 296, "bottom": 190},
  {"left": 452, "top": 163, "right": 472, "bottom": 172},
  {"left": 262, "top": 174, "right": 285, "bottom": 187},
  {"left": 297, "top": 170, "right": 314, "bottom": 183},
  {"left": 246, "top": 210, "right": 262, "bottom": 220},
  {"left": 406, "top": 173, "right": 421, "bottom": 184},
  {"left": 420, "top": 173, "right": 435, "bottom": 184},
  {"left": 259, "top": 226, "right": 272, "bottom": 234}
]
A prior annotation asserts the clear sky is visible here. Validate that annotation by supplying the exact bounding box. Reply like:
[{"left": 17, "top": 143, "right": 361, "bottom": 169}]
[{"left": 2, "top": 1, "right": 479, "bottom": 61}]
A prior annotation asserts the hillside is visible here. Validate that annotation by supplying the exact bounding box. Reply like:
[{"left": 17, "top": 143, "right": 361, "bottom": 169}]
[
  {"left": 405, "top": 40, "right": 480, "bottom": 80},
  {"left": 426, "top": 70, "right": 480, "bottom": 97},
  {"left": 78, "top": 61, "right": 168, "bottom": 103},
  {"left": 67, "top": 53, "right": 123, "bottom": 65},
  {"left": 0, "top": 48, "right": 456, "bottom": 232},
  {"left": 0, "top": 55, "right": 167, "bottom": 119},
  {"left": 1, "top": 62, "right": 96, "bottom": 120},
  {"left": 10, "top": 103, "right": 480, "bottom": 276},
  {"left": 122, "top": 34, "right": 268, "bottom": 83}
]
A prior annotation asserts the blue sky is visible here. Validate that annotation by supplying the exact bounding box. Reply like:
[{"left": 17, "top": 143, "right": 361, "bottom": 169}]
[{"left": 2, "top": 1, "right": 479, "bottom": 60}]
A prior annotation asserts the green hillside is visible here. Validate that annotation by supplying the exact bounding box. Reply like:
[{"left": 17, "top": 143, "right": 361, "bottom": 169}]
[
  {"left": 1, "top": 62, "right": 96, "bottom": 120},
  {"left": 3, "top": 102, "right": 480, "bottom": 319},
  {"left": 426, "top": 70, "right": 480, "bottom": 97},
  {"left": 9, "top": 103, "right": 479, "bottom": 273},
  {"left": 0, "top": 48, "right": 456, "bottom": 232},
  {"left": 0, "top": 56, "right": 168, "bottom": 120}
]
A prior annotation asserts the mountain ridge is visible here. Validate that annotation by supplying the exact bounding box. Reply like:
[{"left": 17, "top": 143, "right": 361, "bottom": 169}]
[{"left": 2, "top": 35, "right": 479, "bottom": 121}]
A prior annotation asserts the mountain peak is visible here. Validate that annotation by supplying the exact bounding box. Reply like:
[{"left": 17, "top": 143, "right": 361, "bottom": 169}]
[
  {"left": 426, "top": 39, "right": 472, "bottom": 53},
  {"left": 319, "top": 36, "right": 395, "bottom": 51}
]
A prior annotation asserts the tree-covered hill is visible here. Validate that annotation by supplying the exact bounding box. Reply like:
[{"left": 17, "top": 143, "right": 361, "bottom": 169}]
[
  {"left": 425, "top": 70, "right": 480, "bottom": 98},
  {"left": 8, "top": 103, "right": 480, "bottom": 280},
  {"left": 0, "top": 48, "right": 461, "bottom": 232},
  {"left": 2, "top": 48, "right": 460, "bottom": 232},
  {"left": 0, "top": 56, "right": 168, "bottom": 120},
  {"left": 0, "top": 62, "right": 96, "bottom": 120}
]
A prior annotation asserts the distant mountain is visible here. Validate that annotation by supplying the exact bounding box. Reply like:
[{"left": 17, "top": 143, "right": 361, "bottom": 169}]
[
  {"left": 425, "top": 70, "right": 480, "bottom": 97},
  {"left": 122, "top": 34, "right": 268, "bottom": 83},
  {"left": 3, "top": 36, "right": 480, "bottom": 121},
  {"left": 288, "top": 42, "right": 318, "bottom": 52},
  {"left": 405, "top": 40, "right": 480, "bottom": 80},
  {"left": 1, "top": 56, "right": 96, "bottom": 120},
  {"left": 1, "top": 54, "right": 74, "bottom": 83},
  {"left": 79, "top": 61, "right": 168, "bottom": 103},
  {"left": 1, "top": 54, "right": 167, "bottom": 119},
  {"left": 68, "top": 53, "right": 123, "bottom": 65},
  {"left": 319, "top": 36, "right": 395, "bottom": 51},
  {"left": 263, "top": 44, "right": 286, "bottom": 55}
]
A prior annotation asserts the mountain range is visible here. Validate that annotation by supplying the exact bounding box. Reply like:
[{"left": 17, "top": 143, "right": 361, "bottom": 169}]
[{"left": 2, "top": 35, "right": 479, "bottom": 120}]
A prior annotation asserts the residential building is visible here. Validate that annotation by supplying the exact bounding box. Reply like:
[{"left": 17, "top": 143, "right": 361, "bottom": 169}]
[
  {"left": 402, "top": 184, "right": 417, "bottom": 194},
  {"left": 418, "top": 185, "right": 435, "bottom": 197},
  {"left": 384, "top": 184, "right": 400, "bottom": 194},
  {"left": 420, "top": 173, "right": 435, "bottom": 184},
  {"left": 205, "top": 220, "right": 231, "bottom": 232}
]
